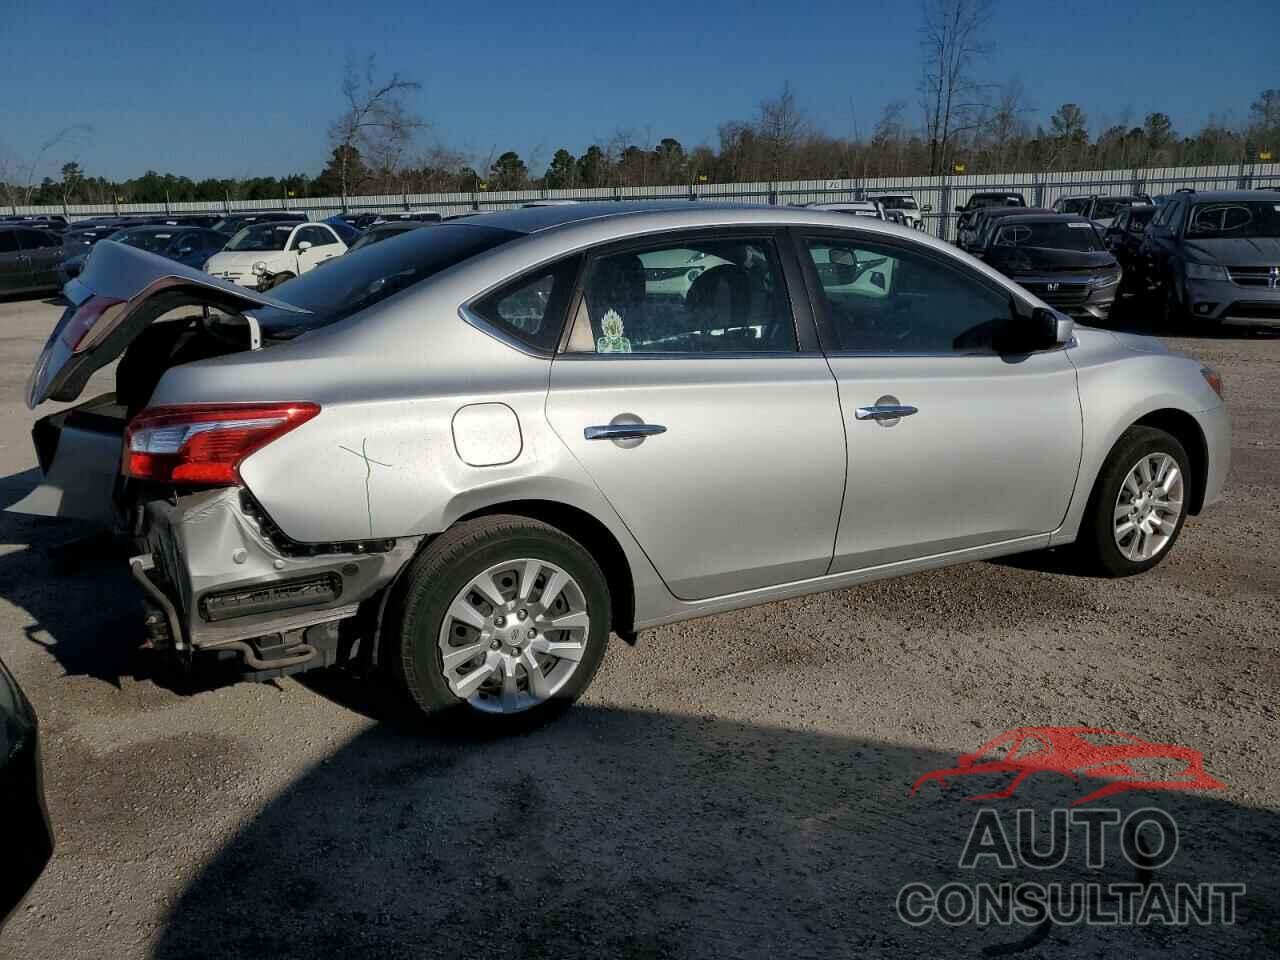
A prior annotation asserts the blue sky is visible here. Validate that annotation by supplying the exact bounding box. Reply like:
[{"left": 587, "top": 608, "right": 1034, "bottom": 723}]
[{"left": 1, "top": 0, "right": 1274, "bottom": 181}]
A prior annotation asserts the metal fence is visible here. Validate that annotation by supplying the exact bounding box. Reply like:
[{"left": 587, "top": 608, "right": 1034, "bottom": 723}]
[{"left": 10, "top": 161, "right": 1280, "bottom": 242}]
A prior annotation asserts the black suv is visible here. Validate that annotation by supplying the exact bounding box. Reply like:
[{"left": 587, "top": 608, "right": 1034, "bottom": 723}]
[
  {"left": 1142, "top": 189, "right": 1280, "bottom": 328},
  {"left": 954, "top": 192, "right": 1026, "bottom": 247}
]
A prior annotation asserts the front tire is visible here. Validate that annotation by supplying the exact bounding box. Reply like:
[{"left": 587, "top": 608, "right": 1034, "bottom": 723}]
[
  {"left": 1076, "top": 426, "right": 1191, "bottom": 577},
  {"left": 388, "top": 515, "right": 611, "bottom": 731}
]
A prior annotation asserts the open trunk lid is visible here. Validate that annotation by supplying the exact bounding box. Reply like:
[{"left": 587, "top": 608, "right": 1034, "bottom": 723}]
[{"left": 26, "top": 240, "right": 309, "bottom": 409}]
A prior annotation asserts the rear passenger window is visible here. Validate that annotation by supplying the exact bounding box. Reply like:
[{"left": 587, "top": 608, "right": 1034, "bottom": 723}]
[
  {"left": 469, "top": 257, "right": 581, "bottom": 352},
  {"left": 0, "top": 231, "right": 17, "bottom": 254},
  {"left": 804, "top": 237, "right": 1008, "bottom": 354},
  {"left": 564, "top": 237, "right": 797, "bottom": 354}
]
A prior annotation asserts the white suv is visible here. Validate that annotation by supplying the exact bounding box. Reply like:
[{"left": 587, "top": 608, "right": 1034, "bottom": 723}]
[
  {"left": 872, "top": 194, "right": 927, "bottom": 229},
  {"left": 204, "top": 221, "right": 347, "bottom": 288}
]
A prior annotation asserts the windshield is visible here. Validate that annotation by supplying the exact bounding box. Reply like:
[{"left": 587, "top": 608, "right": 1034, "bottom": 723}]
[
  {"left": 252, "top": 223, "right": 520, "bottom": 335},
  {"left": 1093, "top": 198, "right": 1142, "bottom": 220},
  {"left": 110, "top": 229, "right": 182, "bottom": 253},
  {"left": 877, "top": 197, "right": 918, "bottom": 210},
  {"left": 970, "top": 195, "right": 1023, "bottom": 210},
  {"left": 225, "top": 223, "right": 294, "bottom": 251},
  {"left": 1185, "top": 201, "right": 1280, "bottom": 239},
  {"left": 994, "top": 221, "right": 1103, "bottom": 252}
]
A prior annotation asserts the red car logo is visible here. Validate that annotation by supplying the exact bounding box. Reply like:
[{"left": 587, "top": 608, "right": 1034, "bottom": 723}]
[{"left": 911, "top": 726, "right": 1224, "bottom": 807}]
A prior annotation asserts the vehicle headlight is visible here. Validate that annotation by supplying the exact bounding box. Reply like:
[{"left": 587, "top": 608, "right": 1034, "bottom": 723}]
[
  {"left": 1185, "top": 262, "right": 1226, "bottom": 282},
  {"left": 252, "top": 261, "right": 268, "bottom": 276},
  {"left": 1093, "top": 272, "right": 1121, "bottom": 288}
]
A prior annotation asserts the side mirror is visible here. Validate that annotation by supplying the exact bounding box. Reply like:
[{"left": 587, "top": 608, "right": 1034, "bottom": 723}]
[
  {"left": 955, "top": 205, "right": 965, "bottom": 213},
  {"left": 1037, "top": 306, "right": 1074, "bottom": 344},
  {"left": 297, "top": 240, "right": 313, "bottom": 252}
]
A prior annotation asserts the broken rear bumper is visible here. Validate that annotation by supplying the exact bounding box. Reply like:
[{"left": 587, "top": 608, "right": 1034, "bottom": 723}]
[{"left": 131, "top": 487, "right": 421, "bottom": 666}]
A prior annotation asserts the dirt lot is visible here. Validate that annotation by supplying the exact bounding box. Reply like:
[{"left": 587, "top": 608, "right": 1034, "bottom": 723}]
[{"left": 0, "top": 293, "right": 1277, "bottom": 959}]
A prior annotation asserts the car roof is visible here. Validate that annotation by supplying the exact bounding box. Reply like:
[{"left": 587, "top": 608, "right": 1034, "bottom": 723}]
[
  {"left": 1175, "top": 190, "right": 1280, "bottom": 201},
  {"left": 995, "top": 213, "right": 1094, "bottom": 225},
  {"left": 458, "top": 200, "right": 934, "bottom": 236},
  {"left": 979, "top": 206, "right": 1052, "bottom": 219}
]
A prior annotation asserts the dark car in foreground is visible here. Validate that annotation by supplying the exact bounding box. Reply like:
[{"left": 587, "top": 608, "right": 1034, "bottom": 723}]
[
  {"left": 61, "top": 226, "right": 227, "bottom": 281},
  {"left": 1103, "top": 204, "right": 1157, "bottom": 287},
  {"left": 0, "top": 657, "right": 53, "bottom": 934},
  {"left": 982, "top": 213, "right": 1121, "bottom": 320},
  {"left": 0, "top": 225, "right": 65, "bottom": 295},
  {"left": 1143, "top": 189, "right": 1280, "bottom": 328}
]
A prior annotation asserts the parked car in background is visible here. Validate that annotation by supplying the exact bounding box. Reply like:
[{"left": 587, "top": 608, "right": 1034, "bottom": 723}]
[
  {"left": 955, "top": 192, "right": 1027, "bottom": 247},
  {"left": 982, "top": 213, "right": 1122, "bottom": 320},
  {"left": 806, "top": 200, "right": 885, "bottom": 220},
  {"left": 1103, "top": 205, "right": 1158, "bottom": 287},
  {"left": 211, "top": 212, "right": 307, "bottom": 236},
  {"left": 1142, "top": 189, "right": 1280, "bottom": 328},
  {"left": 0, "top": 225, "right": 65, "bottom": 295},
  {"left": 342, "top": 221, "right": 426, "bottom": 253},
  {"left": 374, "top": 211, "right": 444, "bottom": 224},
  {"left": 21, "top": 203, "right": 1227, "bottom": 731},
  {"left": 872, "top": 194, "right": 928, "bottom": 229},
  {"left": 0, "top": 656, "right": 53, "bottom": 935},
  {"left": 964, "top": 206, "right": 1053, "bottom": 255},
  {"left": 322, "top": 218, "right": 362, "bottom": 245},
  {"left": 1, "top": 214, "right": 67, "bottom": 233},
  {"left": 63, "top": 225, "right": 228, "bottom": 281},
  {"left": 204, "top": 221, "right": 346, "bottom": 288},
  {"left": 1052, "top": 194, "right": 1151, "bottom": 229}
]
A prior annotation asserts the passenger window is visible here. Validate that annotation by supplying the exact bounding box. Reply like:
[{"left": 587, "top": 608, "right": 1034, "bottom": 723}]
[
  {"left": 17, "top": 229, "right": 58, "bottom": 249},
  {"left": 565, "top": 237, "right": 797, "bottom": 354},
  {"left": 0, "top": 230, "right": 17, "bottom": 254},
  {"left": 804, "top": 237, "right": 1008, "bottom": 354},
  {"left": 470, "top": 257, "right": 580, "bottom": 352}
]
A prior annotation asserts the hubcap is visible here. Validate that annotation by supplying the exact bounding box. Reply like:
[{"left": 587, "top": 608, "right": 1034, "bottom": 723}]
[
  {"left": 1113, "top": 453, "right": 1185, "bottom": 562},
  {"left": 437, "top": 558, "right": 590, "bottom": 714}
]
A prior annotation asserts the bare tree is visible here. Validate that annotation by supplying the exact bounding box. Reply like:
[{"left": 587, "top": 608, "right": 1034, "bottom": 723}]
[
  {"left": 329, "top": 55, "right": 424, "bottom": 203},
  {"left": 0, "top": 126, "right": 93, "bottom": 207},
  {"left": 978, "top": 79, "right": 1031, "bottom": 171},
  {"left": 757, "top": 82, "right": 808, "bottom": 182},
  {"left": 918, "top": 0, "right": 994, "bottom": 175}
]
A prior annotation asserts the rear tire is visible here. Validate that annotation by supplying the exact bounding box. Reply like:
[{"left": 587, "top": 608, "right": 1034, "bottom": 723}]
[
  {"left": 387, "top": 515, "right": 611, "bottom": 733},
  {"left": 1075, "top": 426, "right": 1191, "bottom": 577}
]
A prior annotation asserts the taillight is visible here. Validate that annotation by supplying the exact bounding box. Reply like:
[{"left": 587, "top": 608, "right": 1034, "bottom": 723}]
[
  {"left": 61, "top": 294, "right": 128, "bottom": 354},
  {"left": 123, "top": 403, "right": 320, "bottom": 486},
  {"left": 1200, "top": 366, "right": 1224, "bottom": 400}
]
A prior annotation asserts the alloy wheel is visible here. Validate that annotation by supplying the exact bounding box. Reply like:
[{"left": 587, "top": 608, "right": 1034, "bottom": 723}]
[
  {"left": 436, "top": 558, "right": 590, "bottom": 714},
  {"left": 1112, "top": 452, "right": 1185, "bottom": 561}
]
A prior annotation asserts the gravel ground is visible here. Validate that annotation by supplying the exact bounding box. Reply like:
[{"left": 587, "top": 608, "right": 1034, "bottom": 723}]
[{"left": 0, "top": 293, "right": 1277, "bottom": 959}]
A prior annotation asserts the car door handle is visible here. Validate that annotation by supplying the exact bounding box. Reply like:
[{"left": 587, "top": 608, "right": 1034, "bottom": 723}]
[
  {"left": 584, "top": 423, "right": 667, "bottom": 441},
  {"left": 854, "top": 403, "right": 918, "bottom": 421}
]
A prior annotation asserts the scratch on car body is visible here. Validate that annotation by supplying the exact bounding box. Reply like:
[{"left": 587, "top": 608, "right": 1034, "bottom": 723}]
[{"left": 339, "top": 438, "right": 393, "bottom": 537}]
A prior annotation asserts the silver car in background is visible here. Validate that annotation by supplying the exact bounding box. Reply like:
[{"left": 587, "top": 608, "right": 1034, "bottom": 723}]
[{"left": 20, "top": 203, "right": 1229, "bottom": 730}]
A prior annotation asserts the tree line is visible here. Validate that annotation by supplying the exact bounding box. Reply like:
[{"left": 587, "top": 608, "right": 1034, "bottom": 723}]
[{"left": 3, "top": 6, "right": 1277, "bottom": 208}]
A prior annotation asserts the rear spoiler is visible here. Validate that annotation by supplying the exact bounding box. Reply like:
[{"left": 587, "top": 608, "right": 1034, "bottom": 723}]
[{"left": 27, "top": 242, "right": 310, "bottom": 408}]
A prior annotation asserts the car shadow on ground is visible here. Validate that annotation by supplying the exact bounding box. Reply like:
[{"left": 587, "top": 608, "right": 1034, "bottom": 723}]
[
  {"left": 0, "top": 473, "right": 198, "bottom": 693},
  {"left": 147, "top": 706, "right": 1280, "bottom": 960}
]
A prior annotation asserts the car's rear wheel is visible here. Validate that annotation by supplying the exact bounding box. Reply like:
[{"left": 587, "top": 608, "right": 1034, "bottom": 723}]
[
  {"left": 1076, "top": 426, "right": 1191, "bottom": 577},
  {"left": 388, "top": 515, "right": 611, "bottom": 731}
]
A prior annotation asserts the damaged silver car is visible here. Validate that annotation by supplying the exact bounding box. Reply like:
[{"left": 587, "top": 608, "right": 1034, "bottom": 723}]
[{"left": 21, "top": 203, "right": 1230, "bottom": 729}]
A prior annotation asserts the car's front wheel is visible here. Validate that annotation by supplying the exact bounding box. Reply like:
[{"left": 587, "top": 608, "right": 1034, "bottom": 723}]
[
  {"left": 1077, "top": 426, "right": 1191, "bottom": 577},
  {"left": 389, "top": 515, "right": 611, "bottom": 731}
]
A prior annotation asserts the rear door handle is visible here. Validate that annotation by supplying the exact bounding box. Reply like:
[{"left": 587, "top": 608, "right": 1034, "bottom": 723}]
[
  {"left": 854, "top": 403, "right": 918, "bottom": 421},
  {"left": 584, "top": 423, "right": 667, "bottom": 441}
]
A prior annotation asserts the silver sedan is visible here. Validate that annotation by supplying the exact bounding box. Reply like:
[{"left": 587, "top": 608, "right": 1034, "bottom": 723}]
[{"left": 23, "top": 202, "right": 1229, "bottom": 729}]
